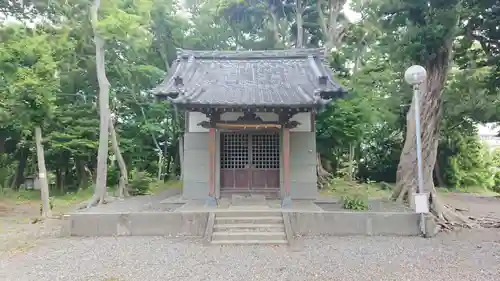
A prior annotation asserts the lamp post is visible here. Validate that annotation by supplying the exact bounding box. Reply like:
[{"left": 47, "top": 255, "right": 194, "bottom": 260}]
[{"left": 404, "top": 65, "right": 427, "bottom": 235}]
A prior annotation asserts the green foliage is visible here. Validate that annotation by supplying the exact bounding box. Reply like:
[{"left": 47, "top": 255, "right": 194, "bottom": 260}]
[
  {"left": 443, "top": 131, "right": 496, "bottom": 190},
  {"left": 128, "top": 169, "right": 153, "bottom": 196},
  {"left": 341, "top": 194, "right": 368, "bottom": 211},
  {"left": 0, "top": 0, "right": 499, "bottom": 203}
]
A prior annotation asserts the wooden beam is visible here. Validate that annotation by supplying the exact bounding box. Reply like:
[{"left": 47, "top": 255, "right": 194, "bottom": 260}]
[
  {"left": 208, "top": 127, "right": 216, "bottom": 197},
  {"left": 216, "top": 123, "right": 281, "bottom": 130},
  {"left": 283, "top": 127, "right": 291, "bottom": 199}
]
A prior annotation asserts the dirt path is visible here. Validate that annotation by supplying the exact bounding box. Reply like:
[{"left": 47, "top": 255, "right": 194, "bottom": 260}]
[
  {"left": 441, "top": 192, "right": 500, "bottom": 219},
  {"left": 0, "top": 201, "right": 65, "bottom": 253}
]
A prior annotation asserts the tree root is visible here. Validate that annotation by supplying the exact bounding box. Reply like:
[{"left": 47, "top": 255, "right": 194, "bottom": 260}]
[
  {"left": 316, "top": 153, "right": 331, "bottom": 189},
  {"left": 392, "top": 185, "right": 500, "bottom": 231},
  {"left": 75, "top": 195, "right": 116, "bottom": 210}
]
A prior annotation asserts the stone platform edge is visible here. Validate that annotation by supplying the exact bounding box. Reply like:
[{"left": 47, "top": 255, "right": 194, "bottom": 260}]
[{"left": 64, "top": 211, "right": 432, "bottom": 237}]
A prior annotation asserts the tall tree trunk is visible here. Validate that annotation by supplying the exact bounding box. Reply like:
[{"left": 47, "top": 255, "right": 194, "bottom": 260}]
[
  {"left": 434, "top": 158, "right": 445, "bottom": 187},
  {"left": 170, "top": 143, "right": 179, "bottom": 179},
  {"left": 35, "top": 126, "right": 51, "bottom": 218},
  {"left": 178, "top": 135, "right": 184, "bottom": 180},
  {"left": 164, "top": 135, "right": 170, "bottom": 182},
  {"left": 109, "top": 120, "right": 129, "bottom": 198},
  {"left": 0, "top": 135, "right": 5, "bottom": 154},
  {"left": 346, "top": 143, "right": 355, "bottom": 181},
  {"left": 11, "top": 149, "right": 28, "bottom": 190},
  {"left": 76, "top": 158, "right": 89, "bottom": 190},
  {"left": 157, "top": 153, "right": 163, "bottom": 181},
  {"left": 269, "top": 5, "right": 281, "bottom": 45},
  {"left": 317, "top": 0, "right": 347, "bottom": 56},
  {"left": 393, "top": 41, "right": 472, "bottom": 227},
  {"left": 88, "top": 0, "right": 110, "bottom": 207},
  {"left": 55, "top": 168, "right": 63, "bottom": 193},
  {"left": 295, "top": 1, "right": 304, "bottom": 48}
]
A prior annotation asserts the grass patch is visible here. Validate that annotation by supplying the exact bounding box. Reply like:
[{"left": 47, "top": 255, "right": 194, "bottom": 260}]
[
  {"left": 437, "top": 185, "right": 499, "bottom": 196},
  {"left": 321, "top": 178, "right": 393, "bottom": 199},
  {"left": 0, "top": 188, "right": 93, "bottom": 215},
  {"left": 0, "top": 180, "right": 182, "bottom": 216},
  {"left": 148, "top": 180, "right": 182, "bottom": 195}
]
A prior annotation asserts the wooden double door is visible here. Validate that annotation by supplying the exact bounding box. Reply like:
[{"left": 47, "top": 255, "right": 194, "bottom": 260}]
[{"left": 220, "top": 132, "right": 280, "bottom": 196}]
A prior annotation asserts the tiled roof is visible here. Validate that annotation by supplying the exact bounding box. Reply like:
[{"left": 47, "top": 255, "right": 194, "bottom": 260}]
[{"left": 152, "top": 48, "right": 346, "bottom": 108}]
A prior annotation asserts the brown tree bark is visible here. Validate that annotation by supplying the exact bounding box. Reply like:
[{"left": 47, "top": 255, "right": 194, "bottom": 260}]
[
  {"left": 87, "top": 0, "right": 110, "bottom": 207},
  {"left": 10, "top": 149, "right": 28, "bottom": 190},
  {"left": 316, "top": 153, "right": 331, "bottom": 189},
  {"left": 109, "top": 120, "right": 129, "bottom": 198},
  {"left": 35, "top": 126, "right": 51, "bottom": 218},
  {"left": 393, "top": 40, "right": 473, "bottom": 228},
  {"left": 295, "top": 0, "right": 304, "bottom": 48},
  {"left": 317, "top": 0, "right": 347, "bottom": 56},
  {"left": 269, "top": 5, "right": 282, "bottom": 45},
  {"left": 434, "top": 159, "right": 445, "bottom": 187},
  {"left": 76, "top": 158, "right": 89, "bottom": 190}
]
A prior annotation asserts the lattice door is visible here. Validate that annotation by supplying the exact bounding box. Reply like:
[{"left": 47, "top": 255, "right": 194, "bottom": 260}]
[
  {"left": 220, "top": 132, "right": 280, "bottom": 191},
  {"left": 250, "top": 133, "right": 280, "bottom": 189},
  {"left": 220, "top": 133, "right": 250, "bottom": 188}
]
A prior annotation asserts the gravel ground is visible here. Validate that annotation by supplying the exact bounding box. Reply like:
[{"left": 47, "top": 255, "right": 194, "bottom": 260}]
[{"left": 1, "top": 229, "right": 499, "bottom": 281}]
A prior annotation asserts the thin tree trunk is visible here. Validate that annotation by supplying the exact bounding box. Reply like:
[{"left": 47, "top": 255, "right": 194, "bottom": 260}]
[
  {"left": 295, "top": 1, "right": 304, "bottom": 48},
  {"left": 178, "top": 135, "right": 184, "bottom": 180},
  {"left": 269, "top": 5, "right": 281, "bottom": 44},
  {"left": 35, "top": 126, "right": 51, "bottom": 218},
  {"left": 347, "top": 143, "right": 355, "bottom": 181},
  {"left": 130, "top": 92, "right": 163, "bottom": 181},
  {"left": 170, "top": 143, "right": 180, "bottom": 179},
  {"left": 109, "top": 120, "right": 129, "bottom": 198},
  {"left": 76, "top": 158, "right": 89, "bottom": 190},
  {"left": 434, "top": 159, "right": 445, "bottom": 187},
  {"left": 317, "top": 0, "right": 347, "bottom": 56},
  {"left": 87, "top": 0, "right": 110, "bottom": 207},
  {"left": 157, "top": 153, "right": 163, "bottom": 181},
  {"left": 11, "top": 149, "right": 28, "bottom": 190},
  {"left": 56, "top": 168, "right": 62, "bottom": 193},
  {"left": 164, "top": 135, "right": 170, "bottom": 182}
]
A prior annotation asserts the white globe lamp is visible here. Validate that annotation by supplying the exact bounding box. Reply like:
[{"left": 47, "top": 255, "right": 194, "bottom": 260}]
[{"left": 404, "top": 65, "right": 427, "bottom": 85}]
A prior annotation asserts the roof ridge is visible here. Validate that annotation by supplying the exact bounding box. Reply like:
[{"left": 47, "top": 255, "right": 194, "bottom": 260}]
[{"left": 176, "top": 48, "right": 325, "bottom": 60}]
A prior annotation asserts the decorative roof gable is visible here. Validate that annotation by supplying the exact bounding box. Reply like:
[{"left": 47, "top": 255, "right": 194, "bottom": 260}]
[{"left": 152, "top": 48, "right": 346, "bottom": 109}]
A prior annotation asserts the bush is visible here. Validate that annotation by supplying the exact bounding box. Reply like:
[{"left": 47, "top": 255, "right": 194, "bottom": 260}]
[
  {"left": 341, "top": 194, "right": 368, "bottom": 211},
  {"left": 128, "top": 169, "right": 153, "bottom": 196},
  {"left": 492, "top": 171, "right": 500, "bottom": 193},
  {"left": 106, "top": 165, "right": 119, "bottom": 187}
]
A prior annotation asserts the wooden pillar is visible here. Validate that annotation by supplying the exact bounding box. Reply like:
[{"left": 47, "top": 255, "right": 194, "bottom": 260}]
[
  {"left": 208, "top": 127, "right": 216, "bottom": 199},
  {"left": 282, "top": 127, "right": 291, "bottom": 206}
]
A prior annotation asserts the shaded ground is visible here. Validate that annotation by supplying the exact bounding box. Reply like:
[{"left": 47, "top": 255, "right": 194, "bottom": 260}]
[{"left": 76, "top": 188, "right": 181, "bottom": 213}]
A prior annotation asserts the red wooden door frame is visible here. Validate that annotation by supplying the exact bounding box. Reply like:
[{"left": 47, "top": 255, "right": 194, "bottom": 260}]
[{"left": 220, "top": 131, "right": 280, "bottom": 193}]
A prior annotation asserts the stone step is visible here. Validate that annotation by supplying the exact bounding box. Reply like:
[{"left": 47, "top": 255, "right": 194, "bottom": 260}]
[
  {"left": 211, "top": 240, "right": 288, "bottom": 245},
  {"left": 214, "top": 223, "right": 285, "bottom": 232},
  {"left": 212, "top": 231, "right": 286, "bottom": 241},
  {"left": 215, "top": 211, "right": 282, "bottom": 217},
  {"left": 215, "top": 216, "right": 283, "bottom": 224}
]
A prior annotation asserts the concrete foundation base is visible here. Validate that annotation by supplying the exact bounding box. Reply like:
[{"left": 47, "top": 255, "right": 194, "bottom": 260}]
[
  {"left": 288, "top": 212, "right": 423, "bottom": 236},
  {"left": 66, "top": 210, "right": 426, "bottom": 238},
  {"left": 65, "top": 212, "right": 209, "bottom": 237}
]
